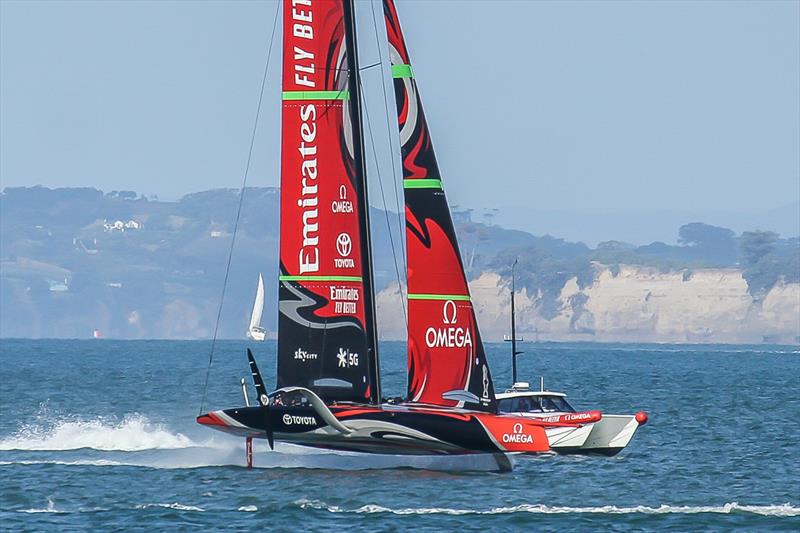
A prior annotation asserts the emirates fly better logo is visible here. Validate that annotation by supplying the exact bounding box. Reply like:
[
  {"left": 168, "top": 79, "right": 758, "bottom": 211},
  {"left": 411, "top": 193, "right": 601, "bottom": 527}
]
[{"left": 424, "top": 300, "right": 473, "bottom": 348}]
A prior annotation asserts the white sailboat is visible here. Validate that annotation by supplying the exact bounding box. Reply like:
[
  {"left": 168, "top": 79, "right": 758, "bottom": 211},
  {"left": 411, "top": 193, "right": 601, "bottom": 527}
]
[{"left": 246, "top": 273, "right": 266, "bottom": 341}]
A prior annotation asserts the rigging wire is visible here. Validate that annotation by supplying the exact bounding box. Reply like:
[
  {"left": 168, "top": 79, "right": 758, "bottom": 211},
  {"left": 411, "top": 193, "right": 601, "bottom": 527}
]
[
  {"left": 359, "top": 75, "right": 407, "bottom": 327},
  {"left": 199, "top": 2, "right": 280, "bottom": 416},
  {"left": 369, "top": 0, "right": 408, "bottom": 316}
]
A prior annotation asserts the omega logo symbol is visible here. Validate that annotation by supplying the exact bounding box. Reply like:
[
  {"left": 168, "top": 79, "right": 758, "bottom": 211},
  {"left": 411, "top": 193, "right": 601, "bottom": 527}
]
[
  {"left": 425, "top": 299, "right": 471, "bottom": 348},
  {"left": 336, "top": 233, "right": 352, "bottom": 257},
  {"left": 339, "top": 185, "right": 347, "bottom": 200},
  {"left": 502, "top": 421, "right": 534, "bottom": 444},
  {"left": 442, "top": 300, "right": 457, "bottom": 324}
]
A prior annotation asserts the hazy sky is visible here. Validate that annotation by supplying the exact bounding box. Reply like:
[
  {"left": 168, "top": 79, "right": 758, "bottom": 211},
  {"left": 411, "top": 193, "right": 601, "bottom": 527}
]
[{"left": 2, "top": 0, "right": 798, "bottom": 219}]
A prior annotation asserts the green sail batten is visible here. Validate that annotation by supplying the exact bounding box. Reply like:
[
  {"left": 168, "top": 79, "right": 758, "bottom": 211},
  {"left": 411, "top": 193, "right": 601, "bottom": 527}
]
[
  {"left": 279, "top": 275, "right": 362, "bottom": 282},
  {"left": 282, "top": 90, "right": 350, "bottom": 101},
  {"left": 408, "top": 293, "right": 471, "bottom": 301},
  {"left": 391, "top": 64, "right": 414, "bottom": 78},
  {"left": 403, "top": 179, "right": 442, "bottom": 189}
]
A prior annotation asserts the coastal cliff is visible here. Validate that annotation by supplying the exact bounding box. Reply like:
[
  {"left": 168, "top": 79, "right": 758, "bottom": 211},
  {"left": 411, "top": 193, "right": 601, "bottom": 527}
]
[{"left": 377, "top": 266, "right": 800, "bottom": 344}]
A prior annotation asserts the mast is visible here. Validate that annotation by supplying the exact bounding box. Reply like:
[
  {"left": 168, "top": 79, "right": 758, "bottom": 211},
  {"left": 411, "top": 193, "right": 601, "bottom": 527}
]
[
  {"left": 509, "top": 259, "right": 523, "bottom": 384},
  {"left": 343, "top": 0, "right": 381, "bottom": 404},
  {"left": 511, "top": 261, "right": 517, "bottom": 383}
]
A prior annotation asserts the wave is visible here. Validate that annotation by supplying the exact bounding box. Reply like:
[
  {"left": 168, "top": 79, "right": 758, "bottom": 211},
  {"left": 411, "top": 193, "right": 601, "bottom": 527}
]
[
  {"left": 135, "top": 503, "right": 205, "bottom": 512},
  {"left": 0, "top": 459, "right": 124, "bottom": 467},
  {"left": 15, "top": 502, "right": 205, "bottom": 514},
  {"left": 0, "top": 442, "right": 509, "bottom": 472},
  {"left": 0, "top": 415, "right": 203, "bottom": 452},
  {"left": 17, "top": 498, "right": 62, "bottom": 514},
  {"left": 13, "top": 499, "right": 796, "bottom": 517},
  {"left": 238, "top": 505, "right": 258, "bottom": 512},
  {"left": 296, "top": 499, "right": 800, "bottom": 517}
]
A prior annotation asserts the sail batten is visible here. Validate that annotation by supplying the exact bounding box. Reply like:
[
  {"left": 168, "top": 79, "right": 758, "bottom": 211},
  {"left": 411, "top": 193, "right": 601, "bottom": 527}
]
[
  {"left": 282, "top": 90, "right": 351, "bottom": 101},
  {"left": 383, "top": 0, "right": 497, "bottom": 412}
]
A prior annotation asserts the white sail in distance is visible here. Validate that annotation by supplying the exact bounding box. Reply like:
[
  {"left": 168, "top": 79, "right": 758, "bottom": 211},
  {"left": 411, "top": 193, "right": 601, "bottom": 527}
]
[{"left": 247, "top": 273, "right": 266, "bottom": 341}]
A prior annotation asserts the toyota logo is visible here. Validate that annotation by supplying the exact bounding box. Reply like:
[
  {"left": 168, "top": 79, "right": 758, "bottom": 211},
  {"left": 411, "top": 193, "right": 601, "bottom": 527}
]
[
  {"left": 282, "top": 414, "right": 293, "bottom": 425},
  {"left": 336, "top": 233, "right": 352, "bottom": 257}
]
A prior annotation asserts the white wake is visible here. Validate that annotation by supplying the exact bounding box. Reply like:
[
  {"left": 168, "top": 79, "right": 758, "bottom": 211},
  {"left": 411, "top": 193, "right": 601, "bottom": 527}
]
[
  {"left": 0, "top": 415, "right": 200, "bottom": 452},
  {"left": 297, "top": 499, "right": 800, "bottom": 517},
  {"left": 0, "top": 413, "right": 509, "bottom": 471}
]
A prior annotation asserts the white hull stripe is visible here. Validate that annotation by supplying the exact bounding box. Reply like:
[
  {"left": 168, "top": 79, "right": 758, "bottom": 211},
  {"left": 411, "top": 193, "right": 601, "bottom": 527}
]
[{"left": 215, "top": 410, "right": 249, "bottom": 429}]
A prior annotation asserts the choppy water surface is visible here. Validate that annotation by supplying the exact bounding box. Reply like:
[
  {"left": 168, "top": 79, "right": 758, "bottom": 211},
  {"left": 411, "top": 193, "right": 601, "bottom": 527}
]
[{"left": 1, "top": 340, "right": 798, "bottom": 530}]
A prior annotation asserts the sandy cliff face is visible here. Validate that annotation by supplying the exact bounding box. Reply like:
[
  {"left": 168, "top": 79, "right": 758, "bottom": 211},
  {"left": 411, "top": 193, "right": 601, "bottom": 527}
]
[{"left": 376, "top": 266, "right": 800, "bottom": 344}]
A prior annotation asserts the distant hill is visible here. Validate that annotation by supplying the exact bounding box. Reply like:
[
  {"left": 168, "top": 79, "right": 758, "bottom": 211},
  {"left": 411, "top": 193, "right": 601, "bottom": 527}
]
[
  {"left": 1, "top": 186, "right": 797, "bottom": 339},
  {"left": 488, "top": 201, "right": 800, "bottom": 247}
]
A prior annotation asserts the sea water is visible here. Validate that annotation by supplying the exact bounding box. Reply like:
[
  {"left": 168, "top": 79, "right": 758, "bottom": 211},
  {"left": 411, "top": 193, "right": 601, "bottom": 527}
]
[{"left": 1, "top": 339, "right": 798, "bottom": 530}]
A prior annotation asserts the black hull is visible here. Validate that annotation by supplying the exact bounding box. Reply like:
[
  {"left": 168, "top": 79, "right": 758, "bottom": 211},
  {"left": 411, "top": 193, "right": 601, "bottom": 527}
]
[{"left": 198, "top": 402, "right": 551, "bottom": 457}]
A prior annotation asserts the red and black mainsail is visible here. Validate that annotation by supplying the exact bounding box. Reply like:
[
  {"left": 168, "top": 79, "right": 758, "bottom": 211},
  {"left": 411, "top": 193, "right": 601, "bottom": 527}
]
[
  {"left": 383, "top": 0, "right": 497, "bottom": 412},
  {"left": 277, "top": 0, "right": 380, "bottom": 404}
]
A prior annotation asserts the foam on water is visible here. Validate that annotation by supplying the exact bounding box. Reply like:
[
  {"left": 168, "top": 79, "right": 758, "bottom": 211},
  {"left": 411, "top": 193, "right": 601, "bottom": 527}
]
[
  {"left": 296, "top": 499, "right": 800, "bottom": 517},
  {"left": 0, "top": 459, "right": 125, "bottom": 467},
  {"left": 18, "top": 498, "right": 62, "bottom": 514},
  {"left": 238, "top": 505, "right": 258, "bottom": 512},
  {"left": 13, "top": 500, "right": 797, "bottom": 517},
  {"left": 135, "top": 503, "right": 205, "bottom": 512},
  {"left": 0, "top": 415, "right": 199, "bottom": 452},
  {"left": 0, "top": 415, "right": 511, "bottom": 471},
  {"left": 0, "top": 449, "right": 509, "bottom": 472}
]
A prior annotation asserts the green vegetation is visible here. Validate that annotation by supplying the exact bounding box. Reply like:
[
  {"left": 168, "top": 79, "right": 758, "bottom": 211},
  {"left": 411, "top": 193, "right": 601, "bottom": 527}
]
[
  {"left": 739, "top": 231, "right": 799, "bottom": 297},
  {"left": 1, "top": 187, "right": 797, "bottom": 338}
]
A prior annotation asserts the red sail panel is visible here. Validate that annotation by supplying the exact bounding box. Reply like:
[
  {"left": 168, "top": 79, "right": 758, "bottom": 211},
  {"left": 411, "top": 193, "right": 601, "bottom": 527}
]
[
  {"left": 383, "top": 0, "right": 496, "bottom": 412},
  {"left": 277, "top": 0, "right": 374, "bottom": 403}
]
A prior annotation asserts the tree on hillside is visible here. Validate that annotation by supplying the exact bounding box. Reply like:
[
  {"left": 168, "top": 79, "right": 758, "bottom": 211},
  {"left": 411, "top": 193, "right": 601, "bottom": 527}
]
[
  {"left": 678, "top": 222, "right": 735, "bottom": 247},
  {"left": 740, "top": 230, "right": 778, "bottom": 267},
  {"left": 491, "top": 246, "right": 594, "bottom": 320},
  {"left": 596, "top": 240, "right": 634, "bottom": 251},
  {"left": 678, "top": 222, "right": 738, "bottom": 265}
]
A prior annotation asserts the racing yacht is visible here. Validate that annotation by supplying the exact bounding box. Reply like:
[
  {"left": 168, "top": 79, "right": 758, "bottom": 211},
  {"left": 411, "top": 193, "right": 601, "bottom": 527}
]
[
  {"left": 498, "top": 264, "right": 648, "bottom": 455},
  {"left": 197, "top": 0, "right": 552, "bottom": 471}
]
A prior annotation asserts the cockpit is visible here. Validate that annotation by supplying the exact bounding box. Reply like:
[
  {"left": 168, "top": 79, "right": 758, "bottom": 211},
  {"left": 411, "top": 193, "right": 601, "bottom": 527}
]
[
  {"left": 269, "top": 390, "right": 310, "bottom": 408},
  {"left": 498, "top": 394, "right": 576, "bottom": 414}
]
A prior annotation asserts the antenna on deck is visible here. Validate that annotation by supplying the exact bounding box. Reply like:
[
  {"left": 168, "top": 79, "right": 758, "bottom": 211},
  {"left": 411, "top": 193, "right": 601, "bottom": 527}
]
[{"left": 503, "top": 258, "right": 524, "bottom": 385}]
